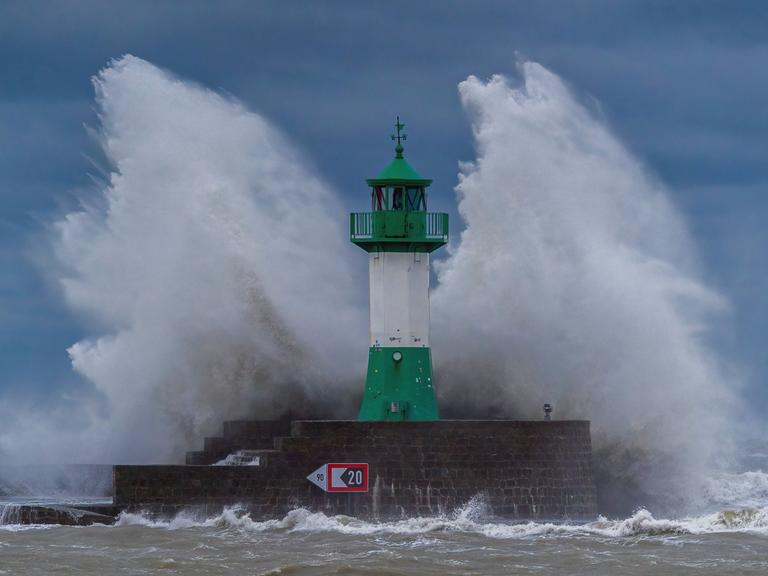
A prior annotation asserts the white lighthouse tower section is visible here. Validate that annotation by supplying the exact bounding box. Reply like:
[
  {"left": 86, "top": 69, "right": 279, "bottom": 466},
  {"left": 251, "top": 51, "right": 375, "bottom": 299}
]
[{"left": 369, "top": 251, "right": 430, "bottom": 348}]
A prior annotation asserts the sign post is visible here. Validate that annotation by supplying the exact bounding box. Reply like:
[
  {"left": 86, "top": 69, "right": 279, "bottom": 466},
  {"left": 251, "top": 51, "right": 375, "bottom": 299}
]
[{"left": 307, "top": 463, "right": 369, "bottom": 492}]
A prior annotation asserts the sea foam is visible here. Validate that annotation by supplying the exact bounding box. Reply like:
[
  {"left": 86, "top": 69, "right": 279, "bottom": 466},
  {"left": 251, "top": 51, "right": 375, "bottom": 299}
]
[
  {"left": 110, "top": 500, "right": 768, "bottom": 538},
  {"left": 109, "top": 475, "right": 768, "bottom": 538},
  {"left": 5, "top": 473, "right": 768, "bottom": 536}
]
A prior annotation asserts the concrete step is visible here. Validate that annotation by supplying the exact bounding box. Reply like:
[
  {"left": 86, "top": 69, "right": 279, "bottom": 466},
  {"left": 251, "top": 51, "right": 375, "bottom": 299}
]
[
  {"left": 221, "top": 420, "right": 291, "bottom": 440},
  {"left": 203, "top": 436, "right": 229, "bottom": 453},
  {"left": 211, "top": 449, "right": 280, "bottom": 466},
  {"left": 187, "top": 421, "right": 294, "bottom": 466},
  {"left": 185, "top": 451, "right": 207, "bottom": 465}
]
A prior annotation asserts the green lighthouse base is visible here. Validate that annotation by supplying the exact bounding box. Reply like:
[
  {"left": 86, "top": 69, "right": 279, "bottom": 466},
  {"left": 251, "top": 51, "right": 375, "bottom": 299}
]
[{"left": 357, "top": 346, "right": 439, "bottom": 421}]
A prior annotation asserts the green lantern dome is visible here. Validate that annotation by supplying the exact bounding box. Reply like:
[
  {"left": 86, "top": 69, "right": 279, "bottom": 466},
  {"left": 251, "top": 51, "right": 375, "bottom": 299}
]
[{"left": 366, "top": 116, "right": 432, "bottom": 187}]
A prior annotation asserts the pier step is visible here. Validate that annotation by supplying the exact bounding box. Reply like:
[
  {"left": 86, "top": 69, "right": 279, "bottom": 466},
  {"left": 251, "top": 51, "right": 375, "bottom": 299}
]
[
  {"left": 212, "top": 449, "right": 280, "bottom": 466},
  {"left": 186, "top": 420, "right": 292, "bottom": 465}
]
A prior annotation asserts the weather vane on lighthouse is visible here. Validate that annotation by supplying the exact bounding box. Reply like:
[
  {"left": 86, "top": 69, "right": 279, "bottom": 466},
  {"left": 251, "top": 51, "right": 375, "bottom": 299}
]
[
  {"left": 350, "top": 117, "right": 449, "bottom": 420},
  {"left": 391, "top": 116, "right": 406, "bottom": 157}
]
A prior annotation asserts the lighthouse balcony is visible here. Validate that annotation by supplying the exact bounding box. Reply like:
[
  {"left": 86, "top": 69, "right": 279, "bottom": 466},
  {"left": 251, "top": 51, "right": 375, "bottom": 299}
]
[{"left": 350, "top": 211, "right": 448, "bottom": 251}]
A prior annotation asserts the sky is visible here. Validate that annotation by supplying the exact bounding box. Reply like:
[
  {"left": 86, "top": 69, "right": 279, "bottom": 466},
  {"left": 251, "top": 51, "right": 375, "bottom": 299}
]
[{"left": 1, "top": 0, "right": 767, "bottom": 414}]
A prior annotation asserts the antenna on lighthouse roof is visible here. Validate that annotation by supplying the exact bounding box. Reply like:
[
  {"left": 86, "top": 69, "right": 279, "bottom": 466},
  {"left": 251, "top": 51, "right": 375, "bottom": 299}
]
[{"left": 391, "top": 116, "right": 407, "bottom": 159}]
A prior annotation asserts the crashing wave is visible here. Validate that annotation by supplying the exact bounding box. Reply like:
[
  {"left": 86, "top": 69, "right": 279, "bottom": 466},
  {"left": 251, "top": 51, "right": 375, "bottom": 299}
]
[
  {"left": 702, "top": 470, "right": 768, "bottom": 509},
  {"left": 110, "top": 493, "right": 768, "bottom": 538}
]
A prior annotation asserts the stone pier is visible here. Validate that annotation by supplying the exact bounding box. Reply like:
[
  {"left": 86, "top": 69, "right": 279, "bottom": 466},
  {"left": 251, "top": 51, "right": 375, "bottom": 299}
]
[{"left": 113, "top": 420, "right": 597, "bottom": 520}]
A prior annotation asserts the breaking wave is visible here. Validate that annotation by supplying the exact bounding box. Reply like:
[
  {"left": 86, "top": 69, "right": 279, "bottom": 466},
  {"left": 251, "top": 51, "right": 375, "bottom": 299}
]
[
  {"left": 5, "top": 505, "right": 767, "bottom": 537},
  {"left": 1, "top": 55, "right": 366, "bottom": 465},
  {"left": 5, "top": 471, "right": 768, "bottom": 536},
  {"left": 703, "top": 470, "right": 768, "bottom": 509},
  {"left": 0, "top": 55, "right": 754, "bottom": 518},
  {"left": 114, "top": 491, "right": 768, "bottom": 538},
  {"left": 432, "top": 62, "right": 741, "bottom": 509}
]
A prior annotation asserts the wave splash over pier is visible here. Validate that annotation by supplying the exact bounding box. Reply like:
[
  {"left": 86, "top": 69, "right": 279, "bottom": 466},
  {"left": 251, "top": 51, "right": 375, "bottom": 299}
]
[
  {"left": 0, "top": 55, "right": 756, "bottom": 525},
  {"left": 432, "top": 63, "right": 741, "bottom": 511}
]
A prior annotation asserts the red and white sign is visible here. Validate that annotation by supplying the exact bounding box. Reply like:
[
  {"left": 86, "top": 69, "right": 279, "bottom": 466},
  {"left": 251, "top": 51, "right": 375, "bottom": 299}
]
[{"left": 306, "top": 463, "right": 369, "bottom": 492}]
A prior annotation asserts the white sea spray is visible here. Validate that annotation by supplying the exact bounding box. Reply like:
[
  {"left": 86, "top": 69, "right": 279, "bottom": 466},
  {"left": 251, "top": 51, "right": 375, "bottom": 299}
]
[
  {"left": 1, "top": 55, "right": 366, "bottom": 465},
  {"left": 432, "top": 63, "right": 740, "bottom": 505},
  {"left": 107, "top": 484, "right": 768, "bottom": 538},
  {"left": 0, "top": 57, "right": 751, "bottom": 515}
]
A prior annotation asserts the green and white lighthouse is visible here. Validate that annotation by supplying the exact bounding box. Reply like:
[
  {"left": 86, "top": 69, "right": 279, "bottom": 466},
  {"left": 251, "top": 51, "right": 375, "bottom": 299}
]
[{"left": 350, "top": 118, "right": 449, "bottom": 421}]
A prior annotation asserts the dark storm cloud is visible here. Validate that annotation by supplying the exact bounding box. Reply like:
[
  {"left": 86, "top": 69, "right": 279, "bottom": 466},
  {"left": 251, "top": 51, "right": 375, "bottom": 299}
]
[{"left": 0, "top": 0, "right": 767, "bottom": 408}]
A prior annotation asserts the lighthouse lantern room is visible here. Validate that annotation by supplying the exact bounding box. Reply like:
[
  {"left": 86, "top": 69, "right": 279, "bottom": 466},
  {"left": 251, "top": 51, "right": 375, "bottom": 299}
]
[{"left": 350, "top": 118, "right": 449, "bottom": 421}]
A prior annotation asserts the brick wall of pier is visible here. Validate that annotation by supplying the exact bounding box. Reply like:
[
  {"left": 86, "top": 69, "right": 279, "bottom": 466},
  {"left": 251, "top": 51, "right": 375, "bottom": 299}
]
[{"left": 113, "top": 420, "right": 597, "bottom": 520}]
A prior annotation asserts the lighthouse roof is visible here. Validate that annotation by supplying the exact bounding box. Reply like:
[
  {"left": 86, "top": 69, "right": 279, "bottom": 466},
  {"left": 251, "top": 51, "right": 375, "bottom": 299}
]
[
  {"left": 367, "top": 116, "right": 432, "bottom": 187},
  {"left": 367, "top": 156, "right": 432, "bottom": 187}
]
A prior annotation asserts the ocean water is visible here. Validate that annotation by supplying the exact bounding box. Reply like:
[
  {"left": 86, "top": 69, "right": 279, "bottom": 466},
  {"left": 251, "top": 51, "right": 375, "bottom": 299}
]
[{"left": 2, "top": 475, "right": 768, "bottom": 576}]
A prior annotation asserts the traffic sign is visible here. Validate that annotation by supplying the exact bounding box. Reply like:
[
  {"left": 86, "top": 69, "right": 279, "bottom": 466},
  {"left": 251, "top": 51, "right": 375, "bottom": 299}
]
[{"left": 306, "top": 463, "right": 369, "bottom": 492}]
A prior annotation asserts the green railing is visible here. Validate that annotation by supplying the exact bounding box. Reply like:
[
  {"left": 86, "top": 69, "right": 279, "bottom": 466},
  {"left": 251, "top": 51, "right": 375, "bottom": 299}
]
[
  {"left": 425, "top": 212, "right": 447, "bottom": 239},
  {"left": 351, "top": 212, "right": 374, "bottom": 240},
  {"left": 350, "top": 211, "right": 449, "bottom": 244}
]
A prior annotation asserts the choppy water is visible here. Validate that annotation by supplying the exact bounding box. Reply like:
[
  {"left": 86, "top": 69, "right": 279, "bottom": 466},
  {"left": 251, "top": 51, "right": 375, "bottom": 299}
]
[{"left": 2, "top": 495, "right": 768, "bottom": 575}]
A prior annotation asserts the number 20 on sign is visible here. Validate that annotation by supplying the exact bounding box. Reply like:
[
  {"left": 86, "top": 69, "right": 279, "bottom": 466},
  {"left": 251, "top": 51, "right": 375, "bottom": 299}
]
[{"left": 306, "top": 463, "right": 369, "bottom": 492}]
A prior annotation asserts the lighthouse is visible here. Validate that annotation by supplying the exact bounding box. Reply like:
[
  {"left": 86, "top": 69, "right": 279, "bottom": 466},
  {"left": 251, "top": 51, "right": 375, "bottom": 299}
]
[{"left": 350, "top": 118, "right": 449, "bottom": 421}]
